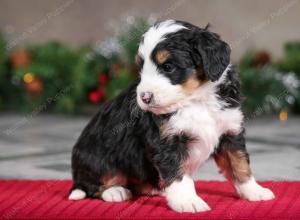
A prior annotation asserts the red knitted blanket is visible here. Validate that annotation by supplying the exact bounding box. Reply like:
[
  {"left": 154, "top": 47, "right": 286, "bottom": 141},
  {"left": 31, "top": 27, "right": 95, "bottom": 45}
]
[{"left": 0, "top": 180, "right": 299, "bottom": 219}]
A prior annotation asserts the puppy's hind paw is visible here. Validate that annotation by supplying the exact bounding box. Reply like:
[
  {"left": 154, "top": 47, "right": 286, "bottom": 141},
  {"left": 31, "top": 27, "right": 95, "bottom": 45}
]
[
  {"left": 69, "top": 189, "right": 86, "bottom": 200},
  {"left": 101, "top": 186, "right": 132, "bottom": 202}
]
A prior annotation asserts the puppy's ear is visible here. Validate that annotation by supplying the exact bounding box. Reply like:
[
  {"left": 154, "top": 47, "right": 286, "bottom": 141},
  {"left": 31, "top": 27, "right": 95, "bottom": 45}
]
[{"left": 192, "top": 30, "right": 231, "bottom": 82}]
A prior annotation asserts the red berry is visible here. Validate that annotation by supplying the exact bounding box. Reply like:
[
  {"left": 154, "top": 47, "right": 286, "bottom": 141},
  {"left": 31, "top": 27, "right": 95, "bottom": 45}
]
[{"left": 88, "top": 90, "right": 100, "bottom": 103}]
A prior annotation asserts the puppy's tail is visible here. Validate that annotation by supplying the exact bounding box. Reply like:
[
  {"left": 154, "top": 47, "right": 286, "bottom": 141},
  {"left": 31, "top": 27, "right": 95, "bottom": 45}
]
[{"left": 68, "top": 188, "right": 86, "bottom": 200}]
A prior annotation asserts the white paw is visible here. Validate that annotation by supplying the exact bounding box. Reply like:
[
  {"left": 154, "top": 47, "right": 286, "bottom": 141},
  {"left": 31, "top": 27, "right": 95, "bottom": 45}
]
[
  {"left": 101, "top": 186, "right": 132, "bottom": 202},
  {"left": 236, "top": 177, "right": 275, "bottom": 201},
  {"left": 167, "top": 194, "right": 211, "bottom": 213},
  {"left": 69, "top": 189, "right": 86, "bottom": 200},
  {"left": 241, "top": 185, "right": 275, "bottom": 201}
]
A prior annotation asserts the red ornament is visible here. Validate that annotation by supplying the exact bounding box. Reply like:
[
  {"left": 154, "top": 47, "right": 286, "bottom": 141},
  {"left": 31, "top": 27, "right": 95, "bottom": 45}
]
[
  {"left": 24, "top": 76, "right": 44, "bottom": 97},
  {"left": 98, "top": 74, "right": 109, "bottom": 85},
  {"left": 252, "top": 51, "right": 271, "bottom": 67},
  {"left": 11, "top": 49, "right": 31, "bottom": 68},
  {"left": 88, "top": 90, "right": 101, "bottom": 103},
  {"left": 88, "top": 88, "right": 106, "bottom": 104}
]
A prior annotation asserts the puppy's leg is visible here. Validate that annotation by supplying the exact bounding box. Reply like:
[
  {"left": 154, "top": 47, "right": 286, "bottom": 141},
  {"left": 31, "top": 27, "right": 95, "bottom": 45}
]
[
  {"left": 153, "top": 135, "right": 210, "bottom": 213},
  {"left": 214, "top": 130, "right": 275, "bottom": 201}
]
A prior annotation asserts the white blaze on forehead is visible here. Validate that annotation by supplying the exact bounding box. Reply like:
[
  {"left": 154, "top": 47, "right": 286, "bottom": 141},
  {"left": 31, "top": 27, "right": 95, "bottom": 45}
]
[{"left": 138, "top": 20, "right": 187, "bottom": 58}]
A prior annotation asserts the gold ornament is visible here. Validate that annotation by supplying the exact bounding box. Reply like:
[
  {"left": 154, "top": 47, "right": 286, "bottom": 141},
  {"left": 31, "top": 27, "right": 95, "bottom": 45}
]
[{"left": 23, "top": 73, "right": 34, "bottom": 84}]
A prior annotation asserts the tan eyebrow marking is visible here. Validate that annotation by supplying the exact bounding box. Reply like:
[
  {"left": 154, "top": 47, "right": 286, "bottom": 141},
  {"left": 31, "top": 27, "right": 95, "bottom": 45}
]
[
  {"left": 182, "top": 75, "right": 208, "bottom": 95},
  {"left": 155, "top": 50, "right": 170, "bottom": 64}
]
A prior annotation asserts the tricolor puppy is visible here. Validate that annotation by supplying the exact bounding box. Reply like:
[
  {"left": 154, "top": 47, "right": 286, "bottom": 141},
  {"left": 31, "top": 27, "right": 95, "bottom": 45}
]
[{"left": 69, "top": 20, "right": 274, "bottom": 213}]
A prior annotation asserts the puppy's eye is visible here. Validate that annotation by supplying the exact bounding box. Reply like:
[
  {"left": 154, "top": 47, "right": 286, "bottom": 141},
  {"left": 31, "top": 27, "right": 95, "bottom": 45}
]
[{"left": 161, "top": 63, "right": 176, "bottom": 73}]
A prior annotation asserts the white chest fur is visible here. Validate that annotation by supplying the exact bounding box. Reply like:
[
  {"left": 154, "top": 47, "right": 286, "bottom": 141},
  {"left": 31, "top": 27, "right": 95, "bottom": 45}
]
[{"left": 163, "top": 96, "right": 243, "bottom": 174}]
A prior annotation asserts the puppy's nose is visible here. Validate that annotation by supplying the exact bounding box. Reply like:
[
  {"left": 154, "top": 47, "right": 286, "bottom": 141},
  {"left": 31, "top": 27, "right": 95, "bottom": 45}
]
[{"left": 140, "top": 92, "right": 153, "bottom": 104}]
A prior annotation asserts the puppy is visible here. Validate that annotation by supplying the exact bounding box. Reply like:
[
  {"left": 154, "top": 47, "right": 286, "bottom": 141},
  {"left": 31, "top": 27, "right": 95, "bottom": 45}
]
[{"left": 69, "top": 20, "right": 275, "bottom": 213}]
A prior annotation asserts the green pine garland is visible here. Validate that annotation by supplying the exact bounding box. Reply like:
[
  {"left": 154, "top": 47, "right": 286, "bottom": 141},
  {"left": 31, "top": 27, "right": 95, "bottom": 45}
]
[
  {"left": 0, "top": 18, "right": 300, "bottom": 115},
  {"left": 240, "top": 50, "right": 299, "bottom": 116}
]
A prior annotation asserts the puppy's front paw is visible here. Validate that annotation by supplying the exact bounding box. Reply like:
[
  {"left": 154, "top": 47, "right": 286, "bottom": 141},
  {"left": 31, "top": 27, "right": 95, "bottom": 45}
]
[
  {"left": 241, "top": 185, "right": 275, "bottom": 201},
  {"left": 236, "top": 178, "right": 275, "bottom": 201},
  {"left": 167, "top": 194, "right": 211, "bottom": 213},
  {"left": 101, "top": 186, "right": 132, "bottom": 202}
]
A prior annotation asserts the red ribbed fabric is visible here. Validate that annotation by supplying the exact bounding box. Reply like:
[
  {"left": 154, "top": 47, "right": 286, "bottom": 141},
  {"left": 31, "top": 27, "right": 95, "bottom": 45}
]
[{"left": 0, "top": 180, "right": 299, "bottom": 219}]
